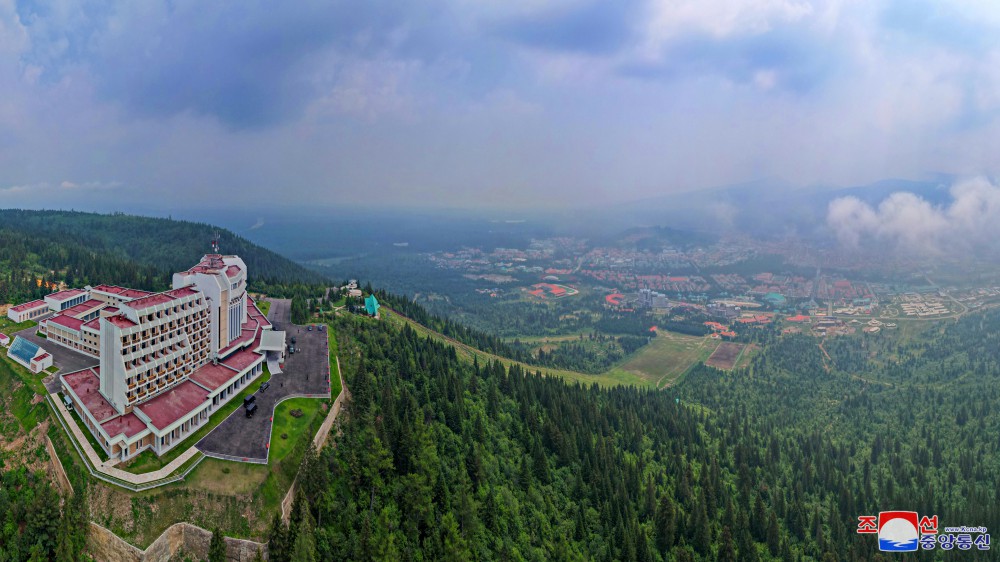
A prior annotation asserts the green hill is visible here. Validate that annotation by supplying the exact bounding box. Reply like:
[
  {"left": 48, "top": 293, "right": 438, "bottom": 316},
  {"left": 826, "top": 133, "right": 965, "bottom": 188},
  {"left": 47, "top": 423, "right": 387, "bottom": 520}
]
[{"left": 0, "top": 209, "right": 328, "bottom": 303}]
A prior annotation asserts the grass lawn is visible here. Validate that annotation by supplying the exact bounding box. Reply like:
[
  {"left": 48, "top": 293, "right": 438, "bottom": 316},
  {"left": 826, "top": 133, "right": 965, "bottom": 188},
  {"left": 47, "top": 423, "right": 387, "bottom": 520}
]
[
  {"left": 255, "top": 299, "right": 271, "bottom": 317},
  {"left": 0, "top": 318, "right": 36, "bottom": 337},
  {"left": 270, "top": 398, "right": 323, "bottom": 462},
  {"left": 327, "top": 323, "right": 342, "bottom": 397},
  {"left": 121, "top": 365, "right": 273, "bottom": 474},
  {"left": 68, "top": 406, "right": 111, "bottom": 462},
  {"left": 601, "top": 331, "right": 720, "bottom": 389},
  {"left": 0, "top": 353, "right": 47, "bottom": 394}
]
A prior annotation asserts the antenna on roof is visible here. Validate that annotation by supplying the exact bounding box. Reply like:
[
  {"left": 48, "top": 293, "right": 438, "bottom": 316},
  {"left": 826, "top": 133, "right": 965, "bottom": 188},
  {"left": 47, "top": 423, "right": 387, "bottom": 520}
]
[{"left": 211, "top": 231, "right": 220, "bottom": 254}]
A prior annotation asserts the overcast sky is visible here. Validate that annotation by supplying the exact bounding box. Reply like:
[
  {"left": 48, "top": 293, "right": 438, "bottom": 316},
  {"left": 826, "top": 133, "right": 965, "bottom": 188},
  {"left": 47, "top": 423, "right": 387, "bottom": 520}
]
[{"left": 2, "top": 0, "right": 1000, "bottom": 211}]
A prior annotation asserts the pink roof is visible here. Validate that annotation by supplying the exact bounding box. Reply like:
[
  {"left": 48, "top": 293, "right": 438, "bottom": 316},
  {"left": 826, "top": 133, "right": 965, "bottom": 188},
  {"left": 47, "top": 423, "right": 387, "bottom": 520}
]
[
  {"left": 82, "top": 318, "right": 101, "bottom": 331},
  {"left": 101, "top": 413, "right": 147, "bottom": 439},
  {"left": 107, "top": 315, "right": 138, "bottom": 329},
  {"left": 46, "top": 288, "right": 86, "bottom": 302},
  {"left": 135, "top": 380, "right": 208, "bottom": 430},
  {"left": 0, "top": 333, "right": 9, "bottom": 341},
  {"left": 91, "top": 285, "right": 153, "bottom": 299},
  {"left": 11, "top": 300, "right": 47, "bottom": 312},
  {"left": 103, "top": 306, "right": 120, "bottom": 314},
  {"left": 127, "top": 293, "right": 177, "bottom": 310},
  {"left": 247, "top": 300, "right": 271, "bottom": 328},
  {"left": 221, "top": 346, "right": 263, "bottom": 372},
  {"left": 91, "top": 284, "right": 126, "bottom": 294},
  {"left": 62, "top": 299, "right": 106, "bottom": 318},
  {"left": 63, "top": 368, "right": 117, "bottom": 423},
  {"left": 218, "top": 319, "right": 258, "bottom": 358},
  {"left": 188, "top": 361, "right": 240, "bottom": 391},
  {"left": 226, "top": 265, "right": 242, "bottom": 277},
  {"left": 48, "top": 314, "right": 85, "bottom": 332},
  {"left": 165, "top": 286, "right": 199, "bottom": 298},
  {"left": 32, "top": 353, "right": 50, "bottom": 362}
]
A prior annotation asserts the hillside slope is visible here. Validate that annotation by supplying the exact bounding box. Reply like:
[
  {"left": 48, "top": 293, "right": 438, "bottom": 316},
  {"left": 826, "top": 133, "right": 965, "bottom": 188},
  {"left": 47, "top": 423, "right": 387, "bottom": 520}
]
[{"left": 0, "top": 210, "right": 328, "bottom": 302}]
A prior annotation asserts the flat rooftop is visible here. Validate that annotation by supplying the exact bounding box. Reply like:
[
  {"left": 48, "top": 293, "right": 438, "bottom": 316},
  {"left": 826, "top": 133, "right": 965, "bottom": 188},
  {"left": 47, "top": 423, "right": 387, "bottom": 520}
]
[
  {"left": 91, "top": 285, "right": 154, "bottom": 299},
  {"left": 188, "top": 361, "right": 240, "bottom": 391},
  {"left": 221, "top": 345, "right": 263, "bottom": 373},
  {"left": 46, "top": 288, "right": 86, "bottom": 302},
  {"left": 128, "top": 292, "right": 177, "bottom": 310},
  {"left": 62, "top": 299, "right": 107, "bottom": 318},
  {"left": 101, "top": 413, "right": 147, "bottom": 439},
  {"left": 135, "top": 380, "right": 208, "bottom": 430},
  {"left": 48, "top": 314, "right": 85, "bottom": 332},
  {"left": 107, "top": 315, "right": 138, "bottom": 329},
  {"left": 63, "top": 368, "right": 118, "bottom": 423},
  {"left": 11, "top": 299, "right": 46, "bottom": 312}
]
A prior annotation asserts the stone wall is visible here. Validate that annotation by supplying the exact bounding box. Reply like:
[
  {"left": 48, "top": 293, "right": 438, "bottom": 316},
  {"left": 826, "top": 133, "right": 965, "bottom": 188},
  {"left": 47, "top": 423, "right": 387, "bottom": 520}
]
[
  {"left": 88, "top": 522, "right": 267, "bottom": 562},
  {"left": 45, "top": 435, "right": 74, "bottom": 497}
]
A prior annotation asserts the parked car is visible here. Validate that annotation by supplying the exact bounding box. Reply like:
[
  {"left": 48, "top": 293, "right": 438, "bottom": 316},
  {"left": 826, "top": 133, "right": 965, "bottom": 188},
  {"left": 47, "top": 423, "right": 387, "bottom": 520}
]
[
  {"left": 308, "top": 325, "right": 313, "bottom": 332},
  {"left": 244, "top": 394, "right": 256, "bottom": 408},
  {"left": 245, "top": 402, "right": 257, "bottom": 418},
  {"left": 260, "top": 381, "right": 270, "bottom": 393}
]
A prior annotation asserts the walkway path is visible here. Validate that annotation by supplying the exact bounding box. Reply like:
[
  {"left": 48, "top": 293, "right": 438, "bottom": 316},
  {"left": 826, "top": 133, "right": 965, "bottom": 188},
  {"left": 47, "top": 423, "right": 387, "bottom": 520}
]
[{"left": 50, "top": 392, "right": 201, "bottom": 484}]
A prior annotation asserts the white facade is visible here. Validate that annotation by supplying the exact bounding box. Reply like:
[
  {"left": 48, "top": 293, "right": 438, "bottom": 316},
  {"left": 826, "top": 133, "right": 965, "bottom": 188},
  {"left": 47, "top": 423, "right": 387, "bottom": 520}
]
[
  {"left": 58, "top": 254, "right": 280, "bottom": 462},
  {"left": 172, "top": 255, "right": 249, "bottom": 357}
]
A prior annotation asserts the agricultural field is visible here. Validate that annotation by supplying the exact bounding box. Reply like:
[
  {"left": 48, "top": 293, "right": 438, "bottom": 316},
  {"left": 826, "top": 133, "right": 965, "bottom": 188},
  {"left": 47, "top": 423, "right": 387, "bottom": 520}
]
[{"left": 704, "top": 341, "right": 746, "bottom": 370}]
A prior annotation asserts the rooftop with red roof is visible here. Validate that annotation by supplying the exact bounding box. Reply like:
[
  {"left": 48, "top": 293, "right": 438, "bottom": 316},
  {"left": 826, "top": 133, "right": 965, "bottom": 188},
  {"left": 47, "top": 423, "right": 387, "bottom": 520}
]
[
  {"left": 188, "top": 361, "right": 240, "bottom": 391},
  {"left": 165, "top": 286, "right": 200, "bottom": 298},
  {"left": 127, "top": 293, "right": 178, "bottom": 310},
  {"left": 101, "top": 413, "right": 147, "bottom": 439},
  {"left": 221, "top": 345, "right": 263, "bottom": 373},
  {"left": 226, "top": 265, "right": 242, "bottom": 277},
  {"left": 32, "top": 353, "right": 50, "bottom": 362},
  {"left": 48, "top": 314, "right": 86, "bottom": 331},
  {"left": 46, "top": 288, "right": 86, "bottom": 301},
  {"left": 135, "top": 380, "right": 208, "bottom": 430},
  {"left": 107, "top": 315, "right": 138, "bottom": 329},
  {"left": 11, "top": 300, "right": 47, "bottom": 312},
  {"left": 218, "top": 319, "right": 259, "bottom": 358},
  {"left": 91, "top": 285, "right": 155, "bottom": 299},
  {"left": 63, "top": 368, "right": 118, "bottom": 423},
  {"left": 62, "top": 299, "right": 107, "bottom": 318},
  {"left": 82, "top": 318, "right": 101, "bottom": 330}
]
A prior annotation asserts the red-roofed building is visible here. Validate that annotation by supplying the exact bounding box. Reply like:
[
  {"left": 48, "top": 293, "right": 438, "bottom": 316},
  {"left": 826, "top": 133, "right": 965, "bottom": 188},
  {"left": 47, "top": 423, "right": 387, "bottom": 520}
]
[
  {"left": 59, "top": 253, "right": 282, "bottom": 462},
  {"left": 7, "top": 299, "right": 49, "bottom": 322},
  {"left": 45, "top": 288, "right": 88, "bottom": 312}
]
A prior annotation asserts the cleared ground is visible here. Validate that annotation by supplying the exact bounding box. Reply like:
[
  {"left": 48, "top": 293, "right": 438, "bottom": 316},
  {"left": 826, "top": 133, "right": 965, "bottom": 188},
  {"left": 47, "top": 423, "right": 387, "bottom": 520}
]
[
  {"left": 604, "top": 331, "right": 720, "bottom": 389},
  {"left": 387, "top": 308, "right": 715, "bottom": 389},
  {"left": 705, "top": 341, "right": 745, "bottom": 370}
]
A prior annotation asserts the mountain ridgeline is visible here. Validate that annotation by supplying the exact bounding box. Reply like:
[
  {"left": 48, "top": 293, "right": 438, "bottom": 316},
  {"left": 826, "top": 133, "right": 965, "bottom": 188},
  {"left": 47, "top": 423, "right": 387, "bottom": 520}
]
[{"left": 0, "top": 210, "right": 327, "bottom": 303}]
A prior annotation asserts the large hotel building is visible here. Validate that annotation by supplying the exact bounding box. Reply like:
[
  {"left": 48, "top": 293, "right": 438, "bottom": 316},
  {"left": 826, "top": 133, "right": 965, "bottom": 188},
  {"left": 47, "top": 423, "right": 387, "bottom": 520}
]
[{"left": 10, "top": 254, "right": 286, "bottom": 463}]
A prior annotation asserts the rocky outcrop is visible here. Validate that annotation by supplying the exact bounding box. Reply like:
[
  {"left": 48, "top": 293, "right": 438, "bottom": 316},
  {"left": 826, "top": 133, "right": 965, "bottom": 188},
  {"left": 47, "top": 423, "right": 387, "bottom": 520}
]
[{"left": 88, "top": 522, "right": 267, "bottom": 562}]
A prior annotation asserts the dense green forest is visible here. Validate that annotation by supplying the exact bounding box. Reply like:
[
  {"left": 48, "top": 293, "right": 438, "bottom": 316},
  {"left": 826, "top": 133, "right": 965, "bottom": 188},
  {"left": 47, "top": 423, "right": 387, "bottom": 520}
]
[
  {"left": 0, "top": 210, "right": 331, "bottom": 303},
  {"left": 0, "top": 465, "right": 90, "bottom": 561},
  {"left": 269, "top": 310, "right": 998, "bottom": 561},
  {"left": 0, "top": 210, "right": 327, "bottom": 293}
]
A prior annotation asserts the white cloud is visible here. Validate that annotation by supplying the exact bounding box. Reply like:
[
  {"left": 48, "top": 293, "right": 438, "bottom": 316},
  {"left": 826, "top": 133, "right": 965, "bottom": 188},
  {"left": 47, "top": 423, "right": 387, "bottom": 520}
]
[{"left": 826, "top": 177, "right": 1000, "bottom": 253}]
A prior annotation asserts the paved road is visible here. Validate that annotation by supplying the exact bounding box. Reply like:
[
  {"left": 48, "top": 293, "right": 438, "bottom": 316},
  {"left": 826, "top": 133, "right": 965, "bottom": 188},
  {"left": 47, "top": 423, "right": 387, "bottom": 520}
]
[
  {"left": 12, "top": 325, "right": 99, "bottom": 392},
  {"left": 196, "top": 298, "right": 331, "bottom": 461}
]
